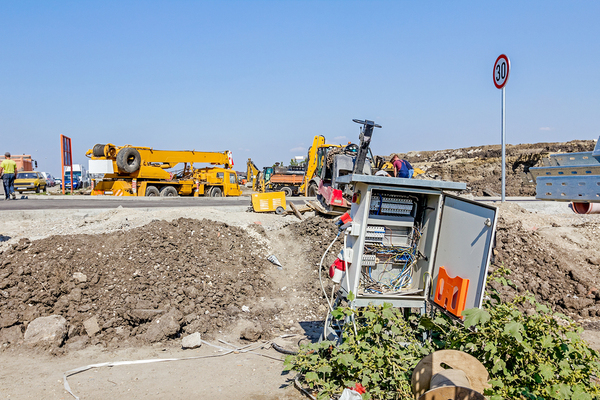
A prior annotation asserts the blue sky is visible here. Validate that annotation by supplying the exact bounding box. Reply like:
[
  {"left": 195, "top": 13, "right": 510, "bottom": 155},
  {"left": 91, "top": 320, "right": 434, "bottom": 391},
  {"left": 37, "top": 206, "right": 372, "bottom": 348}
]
[{"left": 1, "top": 1, "right": 599, "bottom": 176}]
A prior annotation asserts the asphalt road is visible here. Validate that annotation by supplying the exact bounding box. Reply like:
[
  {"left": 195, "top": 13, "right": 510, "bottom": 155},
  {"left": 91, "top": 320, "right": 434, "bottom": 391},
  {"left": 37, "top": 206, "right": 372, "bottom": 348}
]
[{"left": 0, "top": 194, "right": 311, "bottom": 211}]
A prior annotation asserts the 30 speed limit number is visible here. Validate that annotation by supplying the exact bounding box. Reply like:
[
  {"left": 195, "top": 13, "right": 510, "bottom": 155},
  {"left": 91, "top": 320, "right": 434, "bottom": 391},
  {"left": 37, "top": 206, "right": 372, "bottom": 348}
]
[{"left": 493, "top": 54, "right": 510, "bottom": 89}]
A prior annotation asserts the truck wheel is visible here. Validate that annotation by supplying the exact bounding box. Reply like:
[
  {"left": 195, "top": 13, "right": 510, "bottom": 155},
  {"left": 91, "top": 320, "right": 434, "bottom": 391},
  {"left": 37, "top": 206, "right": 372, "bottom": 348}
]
[
  {"left": 308, "top": 182, "right": 318, "bottom": 197},
  {"left": 35, "top": 186, "right": 40, "bottom": 193},
  {"left": 209, "top": 187, "right": 223, "bottom": 197},
  {"left": 145, "top": 186, "right": 159, "bottom": 196},
  {"left": 42, "top": 185, "right": 46, "bottom": 193},
  {"left": 160, "top": 186, "right": 178, "bottom": 197},
  {"left": 92, "top": 144, "right": 106, "bottom": 157},
  {"left": 116, "top": 148, "right": 141, "bottom": 173},
  {"left": 282, "top": 187, "right": 293, "bottom": 197}
]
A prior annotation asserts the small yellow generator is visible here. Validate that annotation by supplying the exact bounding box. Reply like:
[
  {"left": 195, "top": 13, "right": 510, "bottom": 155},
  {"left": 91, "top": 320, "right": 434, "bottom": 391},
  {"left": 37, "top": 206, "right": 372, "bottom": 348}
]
[{"left": 251, "top": 192, "right": 287, "bottom": 214}]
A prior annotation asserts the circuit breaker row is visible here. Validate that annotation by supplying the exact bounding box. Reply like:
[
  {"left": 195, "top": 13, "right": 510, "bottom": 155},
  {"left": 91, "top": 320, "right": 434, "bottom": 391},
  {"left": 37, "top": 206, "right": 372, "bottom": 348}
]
[{"left": 369, "top": 193, "right": 415, "bottom": 217}]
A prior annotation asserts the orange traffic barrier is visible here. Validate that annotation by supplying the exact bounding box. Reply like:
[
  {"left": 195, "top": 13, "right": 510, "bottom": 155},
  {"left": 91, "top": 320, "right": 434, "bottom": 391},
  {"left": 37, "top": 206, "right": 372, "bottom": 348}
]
[{"left": 433, "top": 266, "right": 469, "bottom": 318}]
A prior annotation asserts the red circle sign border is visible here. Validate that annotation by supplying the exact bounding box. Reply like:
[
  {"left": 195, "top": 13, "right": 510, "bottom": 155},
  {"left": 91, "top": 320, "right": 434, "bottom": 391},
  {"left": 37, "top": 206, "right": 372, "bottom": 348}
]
[{"left": 493, "top": 54, "right": 510, "bottom": 89}]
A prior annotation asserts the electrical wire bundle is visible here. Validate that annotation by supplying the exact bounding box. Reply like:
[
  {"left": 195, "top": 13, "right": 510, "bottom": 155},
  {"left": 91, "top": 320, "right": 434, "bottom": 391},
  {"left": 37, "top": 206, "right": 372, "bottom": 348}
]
[{"left": 360, "top": 225, "right": 422, "bottom": 295}]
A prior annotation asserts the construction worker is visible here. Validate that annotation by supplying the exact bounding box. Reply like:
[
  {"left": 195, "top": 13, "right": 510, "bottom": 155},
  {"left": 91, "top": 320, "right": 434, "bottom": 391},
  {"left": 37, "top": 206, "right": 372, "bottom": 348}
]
[
  {"left": 0, "top": 152, "right": 17, "bottom": 200},
  {"left": 391, "top": 154, "right": 414, "bottom": 179}
]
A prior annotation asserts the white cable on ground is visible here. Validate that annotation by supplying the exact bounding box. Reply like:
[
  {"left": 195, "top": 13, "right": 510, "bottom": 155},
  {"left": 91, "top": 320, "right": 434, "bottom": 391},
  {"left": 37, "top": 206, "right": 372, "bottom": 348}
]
[{"left": 62, "top": 336, "right": 291, "bottom": 400}]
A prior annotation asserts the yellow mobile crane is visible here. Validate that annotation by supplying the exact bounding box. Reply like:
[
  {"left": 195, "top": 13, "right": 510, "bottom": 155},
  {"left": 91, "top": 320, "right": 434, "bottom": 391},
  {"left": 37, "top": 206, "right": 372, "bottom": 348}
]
[{"left": 86, "top": 144, "right": 241, "bottom": 197}]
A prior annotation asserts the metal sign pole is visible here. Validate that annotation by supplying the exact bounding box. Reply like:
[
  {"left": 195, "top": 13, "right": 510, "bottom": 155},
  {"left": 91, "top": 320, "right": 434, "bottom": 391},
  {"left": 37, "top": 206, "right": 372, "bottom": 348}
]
[
  {"left": 493, "top": 54, "right": 510, "bottom": 203},
  {"left": 501, "top": 87, "right": 506, "bottom": 202}
]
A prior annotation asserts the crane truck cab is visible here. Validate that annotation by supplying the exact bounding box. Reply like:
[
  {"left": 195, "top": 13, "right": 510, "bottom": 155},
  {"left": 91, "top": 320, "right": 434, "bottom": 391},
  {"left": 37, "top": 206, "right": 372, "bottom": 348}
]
[{"left": 86, "top": 144, "right": 241, "bottom": 197}]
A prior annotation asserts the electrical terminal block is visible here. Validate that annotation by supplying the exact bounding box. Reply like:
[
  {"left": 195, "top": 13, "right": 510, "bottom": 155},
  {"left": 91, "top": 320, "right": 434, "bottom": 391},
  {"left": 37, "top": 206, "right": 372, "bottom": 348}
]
[
  {"left": 369, "top": 193, "right": 415, "bottom": 217},
  {"left": 365, "top": 225, "right": 385, "bottom": 243},
  {"left": 362, "top": 254, "right": 377, "bottom": 266}
]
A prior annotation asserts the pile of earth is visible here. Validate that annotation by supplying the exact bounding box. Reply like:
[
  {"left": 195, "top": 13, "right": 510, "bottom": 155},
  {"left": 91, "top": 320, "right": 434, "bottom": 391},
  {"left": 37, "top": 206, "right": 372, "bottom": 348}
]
[
  {"left": 2, "top": 204, "right": 600, "bottom": 353},
  {"left": 393, "top": 139, "right": 597, "bottom": 196},
  {"left": 0, "top": 216, "right": 342, "bottom": 353},
  {"left": 489, "top": 203, "right": 600, "bottom": 319}
]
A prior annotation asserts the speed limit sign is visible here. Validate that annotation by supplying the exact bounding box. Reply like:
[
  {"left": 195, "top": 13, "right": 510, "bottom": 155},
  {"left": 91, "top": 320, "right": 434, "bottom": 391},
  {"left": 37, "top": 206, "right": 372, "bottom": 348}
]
[{"left": 493, "top": 54, "right": 510, "bottom": 89}]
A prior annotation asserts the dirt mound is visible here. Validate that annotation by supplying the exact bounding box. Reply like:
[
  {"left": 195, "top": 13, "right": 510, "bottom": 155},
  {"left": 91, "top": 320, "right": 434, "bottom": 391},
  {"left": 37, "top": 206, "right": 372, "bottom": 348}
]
[
  {"left": 0, "top": 215, "right": 344, "bottom": 352},
  {"left": 490, "top": 204, "right": 600, "bottom": 319},
  {"left": 0, "top": 218, "right": 275, "bottom": 350},
  {"left": 394, "top": 139, "right": 597, "bottom": 196}
]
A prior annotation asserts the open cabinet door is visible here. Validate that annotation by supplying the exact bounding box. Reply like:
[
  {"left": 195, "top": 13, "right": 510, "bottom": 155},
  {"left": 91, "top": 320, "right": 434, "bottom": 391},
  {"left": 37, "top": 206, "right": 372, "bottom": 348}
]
[{"left": 430, "top": 195, "right": 498, "bottom": 313}]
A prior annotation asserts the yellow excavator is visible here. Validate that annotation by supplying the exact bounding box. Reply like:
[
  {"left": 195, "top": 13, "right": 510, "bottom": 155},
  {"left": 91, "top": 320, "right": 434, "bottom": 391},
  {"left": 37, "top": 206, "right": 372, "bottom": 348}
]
[
  {"left": 86, "top": 144, "right": 241, "bottom": 197},
  {"left": 299, "top": 136, "right": 342, "bottom": 197},
  {"left": 246, "top": 158, "right": 262, "bottom": 192}
]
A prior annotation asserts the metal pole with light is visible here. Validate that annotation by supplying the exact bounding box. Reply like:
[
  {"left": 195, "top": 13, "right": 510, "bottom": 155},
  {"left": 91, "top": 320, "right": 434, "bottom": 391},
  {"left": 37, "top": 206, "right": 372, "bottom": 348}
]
[{"left": 493, "top": 54, "right": 510, "bottom": 202}]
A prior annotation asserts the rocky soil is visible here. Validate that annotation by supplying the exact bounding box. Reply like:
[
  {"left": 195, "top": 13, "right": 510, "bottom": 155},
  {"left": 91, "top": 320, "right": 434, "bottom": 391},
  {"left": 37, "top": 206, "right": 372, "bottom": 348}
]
[
  {"left": 0, "top": 215, "right": 341, "bottom": 352},
  {"left": 395, "top": 139, "right": 597, "bottom": 196},
  {"left": 490, "top": 203, "right": 600, "bottom": 320}
]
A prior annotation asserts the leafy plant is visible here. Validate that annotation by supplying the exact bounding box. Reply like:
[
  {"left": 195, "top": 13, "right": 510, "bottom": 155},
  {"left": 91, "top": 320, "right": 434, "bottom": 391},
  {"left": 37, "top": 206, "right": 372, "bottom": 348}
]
[
  {"left": 284, "top": 301, "right": 430, "bottom": 399},
  {"left": 285, "top": 278, "right": 600, "bottom": 399},
  {"left": 422, "top": 293, "right": 600, "bottom": 399}
]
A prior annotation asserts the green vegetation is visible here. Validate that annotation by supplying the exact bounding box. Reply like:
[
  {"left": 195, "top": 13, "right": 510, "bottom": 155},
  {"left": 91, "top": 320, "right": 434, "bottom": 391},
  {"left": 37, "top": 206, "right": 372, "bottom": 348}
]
[{"left": 285, "top": 282, "right": 600, "bottom": 399}]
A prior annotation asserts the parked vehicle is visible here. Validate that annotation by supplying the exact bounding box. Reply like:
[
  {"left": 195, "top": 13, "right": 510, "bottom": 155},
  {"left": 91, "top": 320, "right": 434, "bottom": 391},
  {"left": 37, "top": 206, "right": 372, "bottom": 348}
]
[
  {"left": 14, "top": 171, "right": 47, "bottom": 193},
  {"left": 62, "top": 164, "right": 89, "bottom": 190},
  {"left": 304, "top": 119, "right": 378, "bottom": 214},
  {"left": 40, "top": 172, "right": 56, "bottom": 187},
  {"left": 87, "top": 144, "right": 241, "bottom": 197},
  {"left": 0, "top": 154, "right": 37, "bottom": 172},
  {"left": 300, "top": 136, "right": 342, "bottom": 197}
]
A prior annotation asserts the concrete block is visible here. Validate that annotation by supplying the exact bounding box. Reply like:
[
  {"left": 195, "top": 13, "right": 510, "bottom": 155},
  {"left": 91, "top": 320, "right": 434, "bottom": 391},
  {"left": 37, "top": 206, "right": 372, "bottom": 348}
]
[
  {"left": 24, "top": 315, "right": 67, "bottom": 347},
  {"left": 83, "top": 316, "right": 100, "bottom": 336},
  {"left": 182, "top": 332, "right": 202, "bottom": 349}
]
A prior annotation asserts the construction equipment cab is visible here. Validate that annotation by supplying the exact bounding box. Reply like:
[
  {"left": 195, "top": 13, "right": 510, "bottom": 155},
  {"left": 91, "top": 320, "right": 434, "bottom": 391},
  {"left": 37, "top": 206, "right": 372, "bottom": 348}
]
[
  {"left": 301, "top": 120, "right": 378, "bottom": 213},
  {"left": 86, "top": 144, "right": 241, "bottom": 197},
  {"left": 300, "top": 135, "right": 342, "bottom": 197}
]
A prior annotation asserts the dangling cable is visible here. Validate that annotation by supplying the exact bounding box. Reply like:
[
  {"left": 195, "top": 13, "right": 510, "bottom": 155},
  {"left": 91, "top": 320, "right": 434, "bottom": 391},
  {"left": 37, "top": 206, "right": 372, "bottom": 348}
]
[{"left": 319, "top": 231, "right": 341, "bottom": 312}]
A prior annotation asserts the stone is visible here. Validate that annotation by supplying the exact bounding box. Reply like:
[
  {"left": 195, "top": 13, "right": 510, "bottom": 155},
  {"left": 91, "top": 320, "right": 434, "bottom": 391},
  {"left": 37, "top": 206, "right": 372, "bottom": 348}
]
[
  {"left": 587, "top": 256, "right": 600, "bottom": 266},
  {"left": 127, "top": 309, "right": 165, "bottom": 324},
  {"left": 0, "top": 312, "right": 18, "bottom": 328},
  {"left": 0, "top": 325, "right": 23, "bottom": 345},
  {"left": 68, "top": 288, "right": 82, "bottom": 302},
  {"left": 73, "top": 272, "right": 87, "bottom": 283},
  {"left": 83, "top": 316, "right": 101, "bottom": 336},
  {"left": 181, "top": 332, "right": 202, "bottom": 349},
  {"left": 183, "top": 286, "right": 198, "bottom": 299},
  {"left": 240, "top": 324, "right": 262, "bottom": 341},
  {"left": 143, "top": 308, "right": 183, "bottom": 343},
  {"left": 66, "top": 335, "right": 89, "bottom": 351},
  {"left": 24, "top": 315, "right": 67, "bottom": 347}
]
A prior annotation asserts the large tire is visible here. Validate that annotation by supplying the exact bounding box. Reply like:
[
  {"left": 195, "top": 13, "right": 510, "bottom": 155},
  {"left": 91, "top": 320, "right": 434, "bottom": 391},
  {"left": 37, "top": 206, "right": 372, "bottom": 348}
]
[
  {"left": 35, "top": 185, "right": 40, "bottom": 193},
  {"left": 282, "top": 186, "right": 293, "bottom": 197},
  {"left": 145, "top": 185, "right": 159, "bottom": 196},
  {"left": 116, "top": 148, "right": 141, "bottom": 173},
  {"left": 209, "top": 187, "right": 223, "bottom": 197},
  {"left": 307, "top": 182, "right": 318, "bottom": 197},
  {"left": 92, "top": 144, "right": 106, "bottom": 157},
  {"left": 160, "top": 186, "right": 178, "bottom": 197}
]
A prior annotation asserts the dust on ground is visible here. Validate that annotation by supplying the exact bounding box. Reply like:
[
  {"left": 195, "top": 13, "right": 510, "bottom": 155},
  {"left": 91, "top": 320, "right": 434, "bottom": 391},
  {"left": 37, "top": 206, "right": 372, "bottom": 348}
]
[
  {"left": 0, "top": 207, "right": 341, "bottom": 399},
  {"left": 1, "top": 139, "right": 600, "bottom": 398}
]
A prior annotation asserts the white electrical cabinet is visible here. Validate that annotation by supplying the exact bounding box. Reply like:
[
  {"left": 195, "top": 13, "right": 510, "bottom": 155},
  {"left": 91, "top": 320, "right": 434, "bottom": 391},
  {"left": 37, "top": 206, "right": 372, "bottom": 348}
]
[{"left": 336, "top": 174, "right": 497, "bottom": 315}]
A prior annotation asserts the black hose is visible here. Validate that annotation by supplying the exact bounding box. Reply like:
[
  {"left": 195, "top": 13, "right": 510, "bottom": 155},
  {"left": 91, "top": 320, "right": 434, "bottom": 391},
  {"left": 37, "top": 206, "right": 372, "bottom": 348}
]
[{"left": 272, "top": 342, "right": 298, "bottom": 355}]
